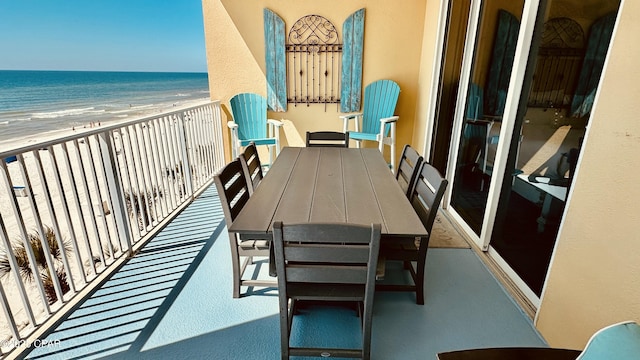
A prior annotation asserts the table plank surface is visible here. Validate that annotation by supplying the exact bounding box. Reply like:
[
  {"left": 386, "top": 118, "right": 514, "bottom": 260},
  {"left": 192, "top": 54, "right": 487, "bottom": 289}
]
[
  {"left": 272, "top": 148, "right": 319, "bottom": 224},
  {"left": 342, "top": 149, "right": 387, "bottom": 232},
  {"left": 310, "top": 148, "right": 346, "bottom": 222},
  {"left": 229, "top": 147, "right": 299, "bottom": 235},
  {"left": 229, "top": 147, "right": 426, "bottom": 238},
  {"left": 360, "top": 148, "right": 424, "bottom": 237}
]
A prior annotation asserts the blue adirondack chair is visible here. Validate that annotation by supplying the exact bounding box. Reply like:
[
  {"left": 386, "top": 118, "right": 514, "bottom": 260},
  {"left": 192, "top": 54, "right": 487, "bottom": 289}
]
[
  {"left": 577, "top": 321, "right": 640, "bottom": 360},
  {"left": 228, "top": 93, "right": 283, "bottom": 165},
  {"left": 340, "top": 79, "right": 400, "bottom": 171}
]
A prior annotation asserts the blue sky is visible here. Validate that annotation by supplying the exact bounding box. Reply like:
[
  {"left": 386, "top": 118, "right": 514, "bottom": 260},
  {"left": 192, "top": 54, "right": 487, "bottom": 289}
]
[{"left": 0, "top": 0, "right": 208, "bottom": 72}]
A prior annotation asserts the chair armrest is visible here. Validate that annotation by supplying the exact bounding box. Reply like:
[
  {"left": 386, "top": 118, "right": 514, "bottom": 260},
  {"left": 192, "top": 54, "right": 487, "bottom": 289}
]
[
  {"left": 227, "top": 121, "right": 239, "bottom": 158},
  {"left": 267, "top": 119, "right": 283, "bottom": 127},
  {"left": 380, "top": 116, "right": 399, "bottom": 124},
  {"left": 339, "top": 112, "right": 363, "bottom": 120},
  {"left": 267, "top": 119, "right": 282, "bottom": 160},
  {"left": 340, "top": 113, "right": 363, "bottom": 133}
]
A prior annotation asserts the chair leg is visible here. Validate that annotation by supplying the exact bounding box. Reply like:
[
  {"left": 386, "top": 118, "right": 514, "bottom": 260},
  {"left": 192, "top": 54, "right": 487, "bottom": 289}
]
[
  {"left": 390, "top": 123, "right": 397, "bottom": 172},
  {"left": 229, "top": 233, "right": 242, "bottom": 298},
  {"left": 231, "top": 253, "right": 241, "bottom": 299},
  {"left": 269, "top": 145, "right": 275, "bottom": 166},
  {"left": 280, "top": 298, "right": 292, "bottom": 360},
  {"left": 415, "top": 256, "right": 427, "bottom": 305}
]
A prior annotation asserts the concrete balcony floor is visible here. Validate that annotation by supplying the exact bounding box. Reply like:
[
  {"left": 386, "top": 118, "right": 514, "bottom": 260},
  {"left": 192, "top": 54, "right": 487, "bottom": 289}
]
[{"left": 24, "top": 185, "right": 546, "bottom": 360}]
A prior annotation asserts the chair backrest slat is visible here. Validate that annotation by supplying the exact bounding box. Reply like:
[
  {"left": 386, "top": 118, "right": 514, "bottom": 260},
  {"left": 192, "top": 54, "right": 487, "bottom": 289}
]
[
  {"left": 230, "top": 93, "right": 268, "bottom": 141},
  {"left": 362, "top": 80, "right": 400, "bottom": 135},
  {"left": 286, "top": 264, "right": 368, "bottom": 284},
  {"left": 306, "top": 131, "right": 350, "bottom": 148},
  {"left": 284, "top": 244, "right": 370, "bottom": 263},
  {"left": 239, "top": 142, "right": 263, "bottom": 194},
  {"left": 396, "top": 144, "right": 423, "bottom": 198},
  {"left": 409, "top": 162, "right": 448, "bottom": 249},
  {"left": 214, "top": 159, "right": 251, "bottom": 225}
]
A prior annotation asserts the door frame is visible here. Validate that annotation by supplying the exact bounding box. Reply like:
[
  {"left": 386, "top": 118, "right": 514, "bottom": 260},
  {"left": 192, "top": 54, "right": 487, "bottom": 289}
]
[
  {"left": 421, "top": 0, "right": 451, "bottom": 163},
  {"left": 435, "top": 0, "right": 542, "bottom": 301}
]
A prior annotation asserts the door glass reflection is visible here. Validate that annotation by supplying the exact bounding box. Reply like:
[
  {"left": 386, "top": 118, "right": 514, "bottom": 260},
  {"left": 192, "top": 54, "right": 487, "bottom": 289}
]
[
  {"left": 450, "top": 1, "right": 525, "bottom": 235},
  {"left": 490, "top": 0, "right": 620, "bottom": 296}
]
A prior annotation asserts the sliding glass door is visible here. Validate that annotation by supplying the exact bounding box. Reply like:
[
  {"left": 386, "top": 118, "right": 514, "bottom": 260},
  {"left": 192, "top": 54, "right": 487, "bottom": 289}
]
[
  {"left": 443, "top": 0, "right": 620, "bottom": 305},
  {"left": 488, "top": 0, "right": 620, "bottom": 300},
  {"left": 448, "top": 0, "right": 526, "bottom": 238}
]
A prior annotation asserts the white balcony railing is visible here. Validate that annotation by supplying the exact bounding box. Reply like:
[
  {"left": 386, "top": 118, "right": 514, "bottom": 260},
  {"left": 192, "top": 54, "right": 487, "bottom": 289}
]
[{"left": 0, "top": 101, "right": 225, "bottom": 356}]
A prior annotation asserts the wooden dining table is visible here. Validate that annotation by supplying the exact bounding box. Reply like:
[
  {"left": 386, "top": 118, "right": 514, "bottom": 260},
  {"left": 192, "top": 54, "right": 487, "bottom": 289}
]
[{"left": 229, "top": 146, "right": 427, "bottom": 241}]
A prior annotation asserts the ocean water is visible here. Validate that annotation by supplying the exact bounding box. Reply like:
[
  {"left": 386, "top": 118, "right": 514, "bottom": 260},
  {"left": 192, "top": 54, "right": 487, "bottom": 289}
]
[{"left": 0, "top": 70, "right": 210, "bottom": 142}]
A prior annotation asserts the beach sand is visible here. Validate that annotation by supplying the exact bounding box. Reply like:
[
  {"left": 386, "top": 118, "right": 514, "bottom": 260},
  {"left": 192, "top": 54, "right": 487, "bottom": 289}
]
[{"left": 0, "top": 97, "right": 211, "bottom": 153}]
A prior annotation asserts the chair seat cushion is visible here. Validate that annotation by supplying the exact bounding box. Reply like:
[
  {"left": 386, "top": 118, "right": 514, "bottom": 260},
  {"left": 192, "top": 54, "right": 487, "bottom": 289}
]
[
  {"left": 240, "top": 138, "right": 277, "bottom": 147},
  {"left": 348, "top": 132, "right": 378, "bottom": 141}
]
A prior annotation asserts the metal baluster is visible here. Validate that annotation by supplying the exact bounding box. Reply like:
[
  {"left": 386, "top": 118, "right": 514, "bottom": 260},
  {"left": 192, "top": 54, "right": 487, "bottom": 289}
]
[
  {"left": 62, "top": 141, "right": 97, "bottom": 276},
  {"left": 158, "top": 116, "right": 177, "bottom": 210},
  {"left": 32, "top": 148, "right": 75, "bottom": 298},
  {"left": 177, "top": 113, "right": 194, "bottom": 198},
  {"left": 0, "top": 169, "right": 37, "bottom": 325},
  {"left": 13, "top": 153, "right": 53, "bottom": 314},
  {"left": 79, "top": 137, "right": 108, "bottom": 268},
  {"left": 46, "top": 145, "right": 84, "bottom": 289}
]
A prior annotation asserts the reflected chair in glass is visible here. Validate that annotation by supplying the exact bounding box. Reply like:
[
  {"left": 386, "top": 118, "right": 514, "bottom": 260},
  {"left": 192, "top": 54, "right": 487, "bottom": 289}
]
[
  {"left": 214, "top": 159, "right": 276, "bottom": 298},
  {"left": 377, "top": 161, "right": 448, "bottom": 305},
  {"left": 272, "top": 221, "right": 381, "bottom": 360},
  {"left": 340, "top": 79, "right": 400, "bottom": 171},
  {"left": 228, "top": 93, "right": 283, "bottom": 166},
  {"left": 305, "top": 131, "right": 350, "bottom": 148}
]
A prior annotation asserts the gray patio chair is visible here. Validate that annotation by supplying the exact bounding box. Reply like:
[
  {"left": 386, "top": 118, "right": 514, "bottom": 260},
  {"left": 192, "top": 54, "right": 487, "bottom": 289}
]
[
  {"left": 377, "top": 161, "right": 448, "bottom": 305},
  {"left": 214, "top": 159, "right": 276, "bottom": 298},
  {"left": 272, "top": 221, "right": 381, "bottom": 360}
]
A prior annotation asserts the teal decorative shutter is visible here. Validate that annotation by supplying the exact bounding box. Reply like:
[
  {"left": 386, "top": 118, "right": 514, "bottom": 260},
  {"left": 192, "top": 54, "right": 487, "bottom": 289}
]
[
  {"left": 264, "top": 8, "right": 287, "bottom": 112},
  {"left": 341, "top": 8, "right": 365, "bottom": 113}
]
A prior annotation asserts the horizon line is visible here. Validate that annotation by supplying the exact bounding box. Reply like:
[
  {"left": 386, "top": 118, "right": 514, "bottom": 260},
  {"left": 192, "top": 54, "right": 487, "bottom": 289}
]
[{"left": 0, "top": 68, "right": 209, "bottom": 74}]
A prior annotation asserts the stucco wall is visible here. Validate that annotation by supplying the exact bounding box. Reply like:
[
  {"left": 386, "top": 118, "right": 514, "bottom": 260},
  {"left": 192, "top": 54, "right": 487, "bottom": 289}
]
[
  {"left": 414, "top": 0, "right": 443, "bottom": 156},
  {"left": 202, "top": 0, "right": 426, "bottom": 162},
  {"left": 536, "top": 0, "right": 640, "bottom": 349}
]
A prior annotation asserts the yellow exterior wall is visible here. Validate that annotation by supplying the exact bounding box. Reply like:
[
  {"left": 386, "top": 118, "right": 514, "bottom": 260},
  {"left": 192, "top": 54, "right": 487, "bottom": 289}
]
[
  {"left": 202, "top": 0, "right": 267, "bottom": 157},
  {"left": 536, "top": 0, "right": 640, "bottom": 349},
  {"left": 414, "top": 0, "right": 442, "bottom": 155},
  {"left": 202, "top": 0, "right": 427, "bottom": 162}
]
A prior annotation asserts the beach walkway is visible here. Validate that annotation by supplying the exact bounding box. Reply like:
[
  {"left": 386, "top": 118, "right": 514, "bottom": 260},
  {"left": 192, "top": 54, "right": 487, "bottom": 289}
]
[{"left": 24, "top": 184, "right": 546, "bottom": 360}]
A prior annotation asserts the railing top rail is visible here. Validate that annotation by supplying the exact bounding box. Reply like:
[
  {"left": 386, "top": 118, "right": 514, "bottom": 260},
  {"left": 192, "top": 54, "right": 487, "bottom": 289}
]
[{"left": 0, "top": 100, "right": 221, "bottom": 157}]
